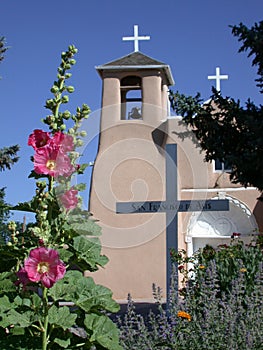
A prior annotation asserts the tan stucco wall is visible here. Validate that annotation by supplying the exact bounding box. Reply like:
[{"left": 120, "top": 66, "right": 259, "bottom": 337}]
[{"left": 88, "top": 66, "right": 262, "bottom": 301}]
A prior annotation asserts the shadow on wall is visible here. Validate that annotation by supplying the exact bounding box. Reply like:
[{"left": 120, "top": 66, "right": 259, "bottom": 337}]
[{"left": 253, "top": 196, "right": 263, "bottom": 232}]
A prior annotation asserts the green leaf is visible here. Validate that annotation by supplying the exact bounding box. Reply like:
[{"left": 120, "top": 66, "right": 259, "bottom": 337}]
[
  {"left": 84, "top": 313, "right": 123, "bottom": 350},
  {"left": 74, "top": 182, "right": 86, "bottom": 191},
  {"left": 10, "top": 326, "right": 25, "bottom": 335},
  {"left": 49, "top": 271, "right": 119, "bottom": 314},
  {"left": 73, "top": 235, "right": 108, "bottom": 270},
  {"left": 11, "top": 200, "right": 36, "bottom": 213},
  {"left": 57, "top": 247, "right": 74, "bottom": 263},
  {"left": 48, "top": 305, "right": 77, "bottom": 330},
  {"left": 53, "top": 338, "right": 71, "bottom": 348},
  {"left": 0, "top": 275, "right": 16, "bottom": 294},
  {"left": 70, "top": 219, "right": 102, "bottom": 236},
  {"left": 76, "top": 277, "right": 120, "bottom": 314},
  {"left": 28, "top": 170, "right": 49, "bottom": 180},
  {"left": 0, "top": 295, "right": 13, "bottom": 313},
  {"left": 6, "top": 310, "right": 34, "bottom": 328},
  {"left": 30, "top": 294, "right": 42, "bottom": 312}
]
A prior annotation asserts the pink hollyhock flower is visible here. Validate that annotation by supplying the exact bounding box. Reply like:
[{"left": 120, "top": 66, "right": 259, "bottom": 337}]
[
  {"left": 59, "top": 188, "right": 78, "bottom": 210},
  {"left": 34, "top": 145, "right": 74, "bottom": 178},
  {"left": 28, "top": 129, "right": 51, "bottom": 150},
  {"left": 24, "top": 247, "right": 66, "bottom": 288},
  {"left": 52, "top": 132, "right": 74, "bottom": 152},
  {"left": 15, "top": 267, "right": 31, "bottom": 287}
]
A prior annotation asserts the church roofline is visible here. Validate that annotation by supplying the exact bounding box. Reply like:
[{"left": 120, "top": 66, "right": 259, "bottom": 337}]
[{"left": 95, "top": 51, "right": 175, "bottom": 86}]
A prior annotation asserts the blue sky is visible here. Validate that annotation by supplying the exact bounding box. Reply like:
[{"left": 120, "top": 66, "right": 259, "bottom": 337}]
[{"left": 1, "top": 0, "right": 262, "bottom": 222}]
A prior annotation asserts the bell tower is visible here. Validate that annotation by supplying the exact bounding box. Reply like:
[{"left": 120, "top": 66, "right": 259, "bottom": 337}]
[{"left": 89, "top": 29, "right": 174, "bottom": 300}]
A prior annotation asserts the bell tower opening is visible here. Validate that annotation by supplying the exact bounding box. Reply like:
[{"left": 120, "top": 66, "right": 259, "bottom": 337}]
[{"left": 121, "top": 76, "right": 142, "bottom": 120}]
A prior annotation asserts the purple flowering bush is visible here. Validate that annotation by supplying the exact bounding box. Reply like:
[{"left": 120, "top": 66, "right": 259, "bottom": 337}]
[{"left": 118, "top": 240, "right": 263, "bottom": 349}]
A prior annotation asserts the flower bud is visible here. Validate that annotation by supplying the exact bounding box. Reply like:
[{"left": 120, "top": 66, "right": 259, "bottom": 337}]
[
  {"left": 69, "top": 59, "right": 76, "bottom": 65},
  {"left": 61, "top": 95, "right": 69, "bottom": 103},
  {"left": 60, "top": 124, "right": 66, "bottom": 131},
  {"left": 76, "top": 139, "right": 83, "bottom": 147},
  {"left": 66, "top": 86, "right": 74, "bottom": 93},
  {"left": 63, "top": 110, "right": 71, "bottom": 120},
  {"left": 50, "top": 85, "right": 59, "bottom": 94},
  {"left": 68, "top": 128, "right": 75, "bottom": 135},
  {"left": 80, "top": 130, "right": 87, "bottom": 137}
]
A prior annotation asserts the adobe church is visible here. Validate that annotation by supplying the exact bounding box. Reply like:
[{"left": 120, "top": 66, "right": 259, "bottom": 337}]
[{"left": 88, "top": 25, "right": 263, "bottom": 301}]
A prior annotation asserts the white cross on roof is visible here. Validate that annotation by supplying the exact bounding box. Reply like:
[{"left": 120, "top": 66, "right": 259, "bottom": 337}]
[
  {"left": 208, "top": 67, "right": 229, "bottom": 92},
  {"left": 122, "top": 25, "right": 150, "bottom": 52}
]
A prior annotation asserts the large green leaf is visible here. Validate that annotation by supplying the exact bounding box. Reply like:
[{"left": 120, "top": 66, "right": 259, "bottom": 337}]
[
  {"left": 49, "top": 271, "right": 119, "bottom": 314},
  {"left": 11, "top": 199, "right": 37, "bottom": 213},
  {"left": 0, "top": 278, "right": 16, "bottom": 294},
  {"left": 76, "top": 277, "right": 119, "bottom": 314},
  {"left": 70, "top": 219, "right": 102, "bottom": 236},
  {"left": 84, "top": 313, "right": 123, "bottom": 350},
  {"left": 48, "top": 305, "right": 77, "bottom": 330},
  {"left": 73, "top": 235, "right": 108, "bottom": 270},
  {"left": 0, "top": 295, "right": 13, "bottom": 313},
  {"left": 4, "top": 309, "right": 34, "bottom": 328}
]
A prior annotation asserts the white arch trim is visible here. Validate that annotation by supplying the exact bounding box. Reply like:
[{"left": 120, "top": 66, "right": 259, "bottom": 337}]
[{"left": 185, "top": 195, "right": 258, "bottom": 257}]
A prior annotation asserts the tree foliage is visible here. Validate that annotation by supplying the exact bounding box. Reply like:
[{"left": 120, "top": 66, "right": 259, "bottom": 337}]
[
  {"left": 170, "top": 21, "right": 263, "bottom": 193},
  {"left": 0, "top": 36, "right": 20, "bottom": 170},
  {"left": 0, "top": 36, "right": 20, "bottom": 240},
  {"left": 0, "top": 37, "right": 8, "bottom": 63},
  {"left": 0, "top": 145, "right": 20, "bottom": 172}
]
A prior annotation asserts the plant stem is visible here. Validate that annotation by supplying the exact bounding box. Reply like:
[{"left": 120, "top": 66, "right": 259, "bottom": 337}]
[
  {"left": 42, "top": 287, "right": 49, "bottom": 350},
  {"left": 48, "top": 176, "right": 54, "bottom": 224}
]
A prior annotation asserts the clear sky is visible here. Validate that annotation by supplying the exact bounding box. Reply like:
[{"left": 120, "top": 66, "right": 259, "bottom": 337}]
[{"left": 1, "top": 0, "right": 262, "bottom": 222}]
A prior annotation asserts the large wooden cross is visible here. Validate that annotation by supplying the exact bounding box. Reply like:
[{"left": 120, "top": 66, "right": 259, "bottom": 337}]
[{"left": 116, "top": 144, "right": 229, "bottom": 302}]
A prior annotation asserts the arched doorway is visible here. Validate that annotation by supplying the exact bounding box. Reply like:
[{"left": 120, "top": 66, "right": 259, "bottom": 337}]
[{"left": 186, "top": 195, "right": 258, "bottom": 256}]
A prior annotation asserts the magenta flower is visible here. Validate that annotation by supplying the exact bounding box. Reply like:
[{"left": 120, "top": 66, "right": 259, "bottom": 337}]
[
  {"left": 52, "top": 132, "right": 74, "bottom": 152},
  {"left": 24, "top": 247, "right": 66, "bottom": 288},
  {"left": 59, "top": 187, "right": 78, "bottom": 210},
  {"left": 28, "top": 129, "right": 51, "bottom": 150},
  {"left": 33, "top": 145, "right": 74, "bottom": 178}
]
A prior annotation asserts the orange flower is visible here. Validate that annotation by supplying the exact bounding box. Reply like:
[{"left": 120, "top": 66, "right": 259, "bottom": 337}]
[
  {"left": 199, "top": 265, "right": 205, "bottom": 269},
  {"left": 177, "top": 310, "right": 191, "bottom": 321}
]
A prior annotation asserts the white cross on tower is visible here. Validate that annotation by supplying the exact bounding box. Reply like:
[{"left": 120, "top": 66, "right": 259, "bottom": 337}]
[
  {"left": 122, "top": 25, "right": 150, "bottom": 52},
  {"left": 208, "top": 67, "right": 229, "bottom": 92}
]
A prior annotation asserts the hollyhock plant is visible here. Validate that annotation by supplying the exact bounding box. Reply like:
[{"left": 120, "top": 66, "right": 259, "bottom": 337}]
[
  {"left": 28, "top": 129, "right": 51, "bottom": 149},
  {"left": 59, "top": 187, "right": 78, "bottom": 210},
  {"left": 33, "top": 144, "right": 74, "bottom": 177},
  {"left": 24, "top": 247, "right": 66, "bottom": 288},
  {"left": 0, "top": 45, "right": 121, "bottom": 350}
]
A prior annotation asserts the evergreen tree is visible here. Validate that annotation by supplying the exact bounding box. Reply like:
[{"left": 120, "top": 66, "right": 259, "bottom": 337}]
[
  {"left": 170, "top": 21, "right": 263, "bottom": 194},
  {"left": 0, "top": 36, "right": 20, "bottom": 241}
]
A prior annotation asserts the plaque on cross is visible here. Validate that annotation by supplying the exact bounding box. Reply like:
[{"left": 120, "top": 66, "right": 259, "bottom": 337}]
[{"left": 116, "top": 144, "right": 229, "bottom": 303}]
